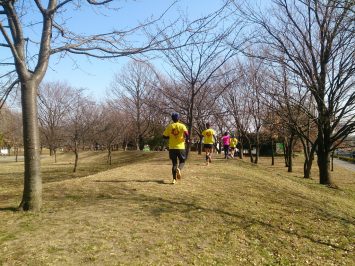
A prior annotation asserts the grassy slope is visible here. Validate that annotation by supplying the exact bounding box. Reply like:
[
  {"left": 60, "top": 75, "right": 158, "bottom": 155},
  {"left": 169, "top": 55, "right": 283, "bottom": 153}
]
[{"left": 0, "top": 151, "right": 354, "bottom": 265}]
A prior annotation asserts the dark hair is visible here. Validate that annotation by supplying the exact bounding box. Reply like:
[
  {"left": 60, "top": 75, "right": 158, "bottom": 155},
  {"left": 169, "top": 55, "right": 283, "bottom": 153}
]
[
  {"left": 171, "top": 112, "right": 179, "bottom": 122},
  {"left": 224, "top": 132, "right": 228, "bottom": 136},
  {"left": 206, "top": 122, "right": 210, "bottom": 128}
]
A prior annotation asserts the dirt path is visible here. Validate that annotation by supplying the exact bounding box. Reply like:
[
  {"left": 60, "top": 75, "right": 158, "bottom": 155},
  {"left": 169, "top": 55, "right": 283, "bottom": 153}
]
[{"left": 333, "top": 158, "right": 355, "bottom": 172}]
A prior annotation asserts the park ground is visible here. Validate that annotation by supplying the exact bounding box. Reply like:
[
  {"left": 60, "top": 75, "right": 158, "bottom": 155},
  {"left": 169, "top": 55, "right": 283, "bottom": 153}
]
[{"left": 0, "top": 151, "right": 354, "bottom": 265}]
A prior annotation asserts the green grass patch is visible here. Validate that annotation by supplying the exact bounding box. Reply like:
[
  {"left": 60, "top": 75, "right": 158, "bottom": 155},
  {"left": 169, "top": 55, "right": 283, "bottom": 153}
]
[
  {"left": 336, "top": 156, "right": 355, "bottom": 163},
  {"left": 0, "top": 151, "right": 354, "bottom": 265}
]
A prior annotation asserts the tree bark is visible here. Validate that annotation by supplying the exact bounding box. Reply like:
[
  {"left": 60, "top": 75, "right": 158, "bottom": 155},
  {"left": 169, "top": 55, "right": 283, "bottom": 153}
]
[
  {"left": 303, "top": 142, "right": 316, "bottom": 179},
  {"left": 271, "top": 139, "right": 275, "bottom": 166},
  {"left": 19, "top": 81, "right": 42, "bottom": 211},
  {"left": 317, "top": 142, "right": 332, "bottom": 185},
  {"left": 107, "top": 148, "right": 112, "bottom": 165},
  {"left": 254, "top": 130, "right": 260, "bottom": 164},
  {"left": 15, "top": 147, "right": 19, "bottom": 163},
  {"left": 316, "top": 105, "right": 332, "bottom": 184},
  {"left": 73, "top": 139, "right": 79, "bottom": 173},
  {"left": 317, "top": 151, "right": 331, "bottom": 184},
  {"left": 287, "top": 147, "right": 293, "bottom": 172},
  {"left": 239, "top": 140, "right": 244, "bottom": 159},
  {"left": 198, "top": 135, "right": 203, "bottom": 155},
  {"left": 287, "top": 135, "right": 294, "bottom": 173},
  {"left": 247, "top": 142, "right": 254, "bottom": 163},
  {"left": 331, "top": 151, "right": 334, "bottom": 172},
  {"left": 283, "top": 140, "right": 289, "bottom": 167}
]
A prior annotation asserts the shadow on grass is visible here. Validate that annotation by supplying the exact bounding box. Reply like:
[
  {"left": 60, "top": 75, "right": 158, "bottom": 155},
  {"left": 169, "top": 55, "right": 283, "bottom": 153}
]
[
  {"left": 0, "top": 206, "right": 19, "bottom": 212},
  {"left": 94, "top": 179, "right": 168, "bottom": 185},
  {"left": 117, "top": 191, "right": 353, "bottom": 252}
]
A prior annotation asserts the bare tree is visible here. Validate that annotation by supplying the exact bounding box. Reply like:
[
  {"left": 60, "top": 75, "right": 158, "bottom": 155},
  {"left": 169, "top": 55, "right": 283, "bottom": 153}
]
[
  {"left": 154, "top": 7, "right": 246, "bottom": 156},
  {"left": 0, "top": 105, "right": 22, "bottom": 160},
  {"left": 0, "top": 0, "right": 189, "bottom": 211},
  {"left": 38, "top": 81, "right": 75, "bottom": 162},
  {"left": 95, "top": 103, "right": 125, "bottom": 165},
  {"left": 222, "top": 61, "right": 257, "bottom": 162},
  {"left": 240, "top": 56, "right": 269, "bottom": 164},
  {"left": 236, "top": 0, "right": 355, "bottom": 185},
  {"left": 266, "top": 66, "right": 319, "bottom": 177},
  {"left": 110, "top": 61, "right": 158, "bottom": 150},
  {"left": 0, "top": 74, "right": 19, "bottom": 110},
  {"left": 65, "top": 90, "right": 98, "bottom": 173}
]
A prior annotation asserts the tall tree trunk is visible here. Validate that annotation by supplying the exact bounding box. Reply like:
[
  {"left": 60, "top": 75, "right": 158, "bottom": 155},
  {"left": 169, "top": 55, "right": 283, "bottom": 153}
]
[
  {"left": 303, "top": 141, "right": 316, "bottom": 179},
  {"left": 304, "top": 159, "right": 312, "bottom": 179},
  {"left": 317, "top": 150, "right": 331, "bottom": 185},
  {"left": 247, "top": 140, "right": 254, "bottom": 163},
  {"left": 283, "top": 140, "right": 289, "bottom": 167},
  {"left": 15, "top": 147, "right": 19, "bottom": 163},
  {"left": 287, "top": 135, "right": 294, "bottom": 172},
  {"left": 255, "top": 139, "right": 259, "bottom": 164},
  {"left": 248, "top": 147, "right": 254, "bottom": 162},
  {"left": 19, "top": 81, "right": 42, "bottom": 211},
  {"left": 317, "top": 110, "right": 332, "bottom": 185},
  {"left": 317, "top": 141, "right": 332, "bottom": 185},
  {"left": 198, "top": 135, "right": 203, "bottom": 155},
  {"left": 136, "top": 134, "right": 141, "bottom": 150},
  {"left": 287, "top": 147, "right": 293, "bottom": 172},
  {"left": 138, "top": 135, "right": 144, "bottom": 150},
  {"left": 185, "top": 118, "right": 193, "bottom": 159},
  {"left": 73, "top": 139, "right": 79, "bottom": 173},
  {"left": 271, "top": 139, "right": 275, "bottom": 166},
  {"left": 254, "top": 130, "right": 260, "bottom": 164},
  {"left": 107, "top": 147, "right": 112, "bottom": 165},
  {"left": 185, "top": 90, "right": 195, "bottom": 159},
  {"left": 239, "top": 140, "right": 244, "bottom": 159},
  {"left": 185, "top": 135, "right": 192, "bottom": 157},
  {"left": 331, "top": 151, "right": 334, "bottom": 172}
]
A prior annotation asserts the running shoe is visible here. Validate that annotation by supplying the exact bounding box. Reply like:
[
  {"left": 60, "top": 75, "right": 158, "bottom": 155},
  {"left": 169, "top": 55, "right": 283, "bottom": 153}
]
[{"left": 176, "top": 168, "right": 182, "bottom": 179}]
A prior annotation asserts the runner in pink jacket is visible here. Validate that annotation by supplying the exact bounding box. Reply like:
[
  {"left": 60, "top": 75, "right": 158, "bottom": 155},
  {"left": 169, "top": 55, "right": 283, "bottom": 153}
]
[{"left": 221, "top": 132, "right": 231, "bottom": 159}]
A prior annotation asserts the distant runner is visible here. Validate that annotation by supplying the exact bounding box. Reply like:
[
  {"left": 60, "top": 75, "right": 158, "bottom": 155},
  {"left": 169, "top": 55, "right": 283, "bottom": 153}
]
[
  {"left": 163, "top": 113, "right": 189, "bottom": 184},
  {"left": 202, "top": 122, "right": 217, "bottom": 166},
  {"left": 221, "top": 132, "right": 231, "bottom": 159},
  {"left": 230, "top": 134, "right": 238, "bottom": 158}
]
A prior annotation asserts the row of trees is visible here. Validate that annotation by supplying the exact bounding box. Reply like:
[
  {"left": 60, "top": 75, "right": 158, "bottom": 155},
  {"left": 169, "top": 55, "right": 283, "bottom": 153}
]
[{"left": 0, "top": 0, "right": 354, "bottom": 211}]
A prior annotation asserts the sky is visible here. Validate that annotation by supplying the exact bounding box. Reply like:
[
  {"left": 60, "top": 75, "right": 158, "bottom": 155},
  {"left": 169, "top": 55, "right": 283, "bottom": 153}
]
[{"left": 43, "top": 0, "right": 227, "bottom": 101}]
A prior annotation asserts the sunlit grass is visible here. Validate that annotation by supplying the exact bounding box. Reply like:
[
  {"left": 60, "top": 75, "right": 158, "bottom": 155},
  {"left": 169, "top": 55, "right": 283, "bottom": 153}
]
[{"left": 0, "top": 151, "right": 354, "bottom": 265}]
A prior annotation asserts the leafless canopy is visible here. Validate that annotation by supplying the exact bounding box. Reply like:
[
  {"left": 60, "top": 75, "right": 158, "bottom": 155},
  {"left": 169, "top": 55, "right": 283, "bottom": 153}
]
[
  {"left": 233, "top": 0, "right": 355, "bottom": 184},
  {"left": 0, "top": 0, "right": 185, "bottom": 103}
]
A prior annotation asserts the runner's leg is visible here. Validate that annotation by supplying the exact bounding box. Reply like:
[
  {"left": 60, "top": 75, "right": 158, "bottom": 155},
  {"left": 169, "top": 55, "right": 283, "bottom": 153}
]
[{"left": 169, "top": 150, "right": 178, "bottom": 179}]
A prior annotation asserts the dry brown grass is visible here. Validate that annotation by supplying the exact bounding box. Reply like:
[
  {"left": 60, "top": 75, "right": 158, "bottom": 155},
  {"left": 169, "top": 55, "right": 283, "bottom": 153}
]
[{"left": 0, "top": 151, "right": 354, "bottom": 265}]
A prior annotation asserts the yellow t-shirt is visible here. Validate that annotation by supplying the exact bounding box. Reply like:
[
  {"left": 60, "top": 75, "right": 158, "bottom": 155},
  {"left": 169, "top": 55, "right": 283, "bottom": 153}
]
[
  {"left": 202, "top": 128, "right": 216, "bottom": 144},
  {"left": 163, "top": 122, "right": 188, "bottom": 149},
  {"left": 230, "top": 137, "right": 238, "bottom": 148}
]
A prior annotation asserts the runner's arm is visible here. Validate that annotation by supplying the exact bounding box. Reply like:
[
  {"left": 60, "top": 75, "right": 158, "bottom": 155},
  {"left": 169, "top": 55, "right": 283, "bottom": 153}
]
[{"left": 184, "top": 130, "right": 189, "bottom": 142}]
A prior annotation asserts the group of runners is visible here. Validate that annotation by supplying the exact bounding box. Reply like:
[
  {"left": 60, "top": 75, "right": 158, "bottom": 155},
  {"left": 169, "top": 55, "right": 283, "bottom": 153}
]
[{"left": 163, "top": 112, "right": 238, "bottom": 184}]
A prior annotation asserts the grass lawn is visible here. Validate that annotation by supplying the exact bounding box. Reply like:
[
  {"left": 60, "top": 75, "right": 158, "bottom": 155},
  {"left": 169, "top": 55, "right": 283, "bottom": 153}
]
[{"left": 0, "top": 151, "right": 354, "bottom": 265}]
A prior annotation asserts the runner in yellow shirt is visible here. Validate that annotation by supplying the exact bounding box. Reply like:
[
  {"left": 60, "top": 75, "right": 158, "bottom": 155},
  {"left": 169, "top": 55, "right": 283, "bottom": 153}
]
[
  {"left": 201, "top": 122, "right": 217, "bottom": 166},
  {"left": 229, "top": 135, "right": 238, "bottom": 158},
  {"left": 163, "top": 113, "right": 189, "bottom": 184}
]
